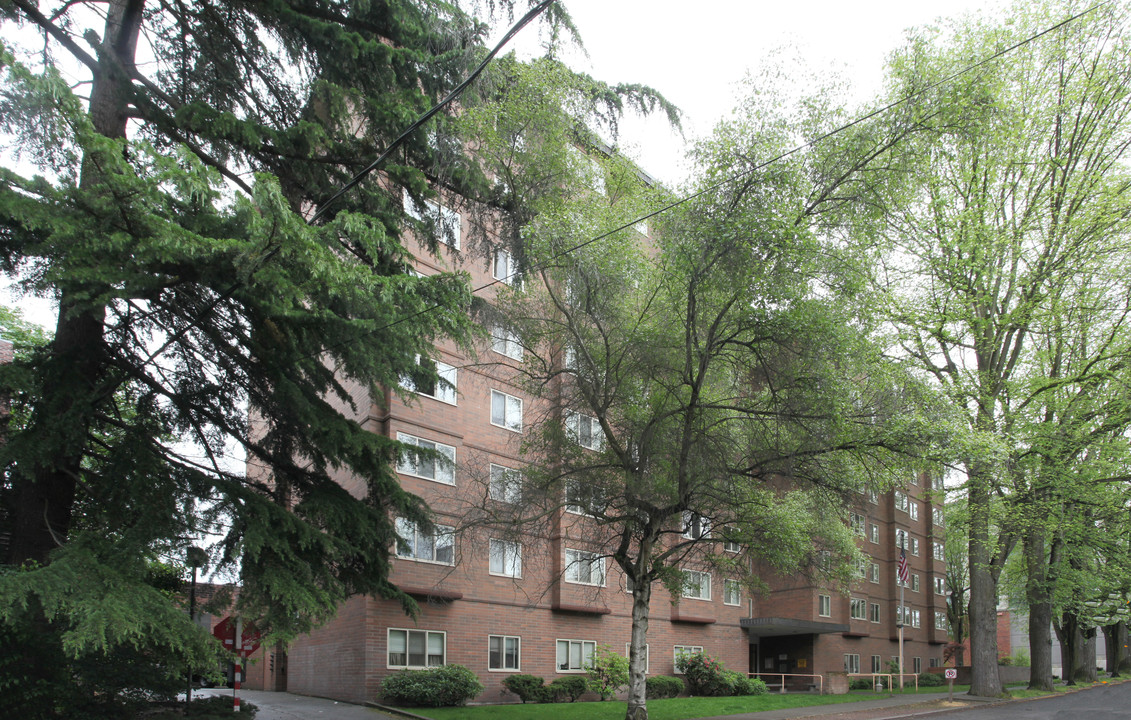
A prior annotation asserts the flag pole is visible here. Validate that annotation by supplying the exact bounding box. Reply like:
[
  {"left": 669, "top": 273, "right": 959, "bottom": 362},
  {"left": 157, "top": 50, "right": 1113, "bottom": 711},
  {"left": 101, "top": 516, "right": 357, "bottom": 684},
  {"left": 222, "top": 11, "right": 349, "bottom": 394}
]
[{"left": 898, "top": 540, "right": 906, "bottom": 690}]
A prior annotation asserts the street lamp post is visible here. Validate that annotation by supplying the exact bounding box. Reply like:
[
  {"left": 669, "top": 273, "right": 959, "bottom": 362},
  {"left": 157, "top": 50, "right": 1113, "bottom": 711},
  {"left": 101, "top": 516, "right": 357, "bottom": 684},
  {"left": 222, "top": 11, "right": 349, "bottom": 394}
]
[{"left": 185, "top": 546, "right": 207, "bottom": 706}]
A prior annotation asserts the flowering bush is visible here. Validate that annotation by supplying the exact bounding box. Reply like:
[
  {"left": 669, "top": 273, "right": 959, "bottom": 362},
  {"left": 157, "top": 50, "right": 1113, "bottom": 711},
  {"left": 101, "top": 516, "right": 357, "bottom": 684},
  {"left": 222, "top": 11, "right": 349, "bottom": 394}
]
[{"left": 674, "top": 651, "right": 732, "bottom": 696}]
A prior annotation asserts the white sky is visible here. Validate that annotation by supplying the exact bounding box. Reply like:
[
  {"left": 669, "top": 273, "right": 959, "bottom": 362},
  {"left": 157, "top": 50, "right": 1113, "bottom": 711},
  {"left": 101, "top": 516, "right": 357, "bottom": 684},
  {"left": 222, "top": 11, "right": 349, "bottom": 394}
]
[{"left": 4, "top": 0, "right": 1001, "bottom": 328}]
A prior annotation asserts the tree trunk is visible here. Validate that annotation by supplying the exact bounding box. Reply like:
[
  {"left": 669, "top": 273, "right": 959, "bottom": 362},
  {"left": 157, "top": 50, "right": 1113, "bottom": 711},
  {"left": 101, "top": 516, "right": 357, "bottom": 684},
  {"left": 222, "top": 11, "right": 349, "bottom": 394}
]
[
  {"left": 1024, "top": 531, "right": 1054, "bottom": 691},
  {"left": 1058, "top": 612, "right": 1078, "bottom": 685},
  {"left": 1080, "top": 628, "right": 1097, "bottom": 682},
  {"left": 967, "top": 463, "right": 1002, "bottom": 697},
  {"left": 5, "top": 0, "right": 144, "bottom": 568},
  {"left": 1103, "top": 624, "right": 1121, "bottom": 678},
  {"left": 1117, "top": 622, "right": 1131, "bottom": 673},
  {"left": 625, "top": 578, "right": 652, "bottom": 720}
]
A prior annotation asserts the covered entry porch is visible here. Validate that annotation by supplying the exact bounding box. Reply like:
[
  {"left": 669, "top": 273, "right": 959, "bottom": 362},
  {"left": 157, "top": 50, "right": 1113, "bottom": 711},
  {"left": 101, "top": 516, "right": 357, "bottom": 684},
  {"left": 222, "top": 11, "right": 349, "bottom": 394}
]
[{"left": 740, "top": 617, "right": 848, "bottom": 693}]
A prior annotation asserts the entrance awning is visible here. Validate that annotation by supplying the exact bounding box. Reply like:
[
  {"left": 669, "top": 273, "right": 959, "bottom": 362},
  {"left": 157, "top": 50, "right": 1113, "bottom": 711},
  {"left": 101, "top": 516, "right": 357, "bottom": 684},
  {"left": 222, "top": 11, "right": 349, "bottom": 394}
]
[{"left": 740, "top": 617, "right": 849, "bottom": 638}]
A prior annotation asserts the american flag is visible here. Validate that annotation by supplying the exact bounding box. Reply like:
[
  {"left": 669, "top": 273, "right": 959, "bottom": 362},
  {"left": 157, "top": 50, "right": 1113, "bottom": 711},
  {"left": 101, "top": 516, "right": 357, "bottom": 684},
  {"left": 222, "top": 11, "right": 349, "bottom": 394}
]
[{"left": 897, "top": 545, "right": 909, "bottom": 586}]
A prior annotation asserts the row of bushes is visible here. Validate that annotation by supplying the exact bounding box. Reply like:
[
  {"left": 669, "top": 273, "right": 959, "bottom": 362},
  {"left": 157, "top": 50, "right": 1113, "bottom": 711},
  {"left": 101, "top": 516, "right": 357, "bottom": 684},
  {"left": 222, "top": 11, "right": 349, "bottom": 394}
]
[{"left": 849, "top": 672, "right": 946, "bottom": 690}]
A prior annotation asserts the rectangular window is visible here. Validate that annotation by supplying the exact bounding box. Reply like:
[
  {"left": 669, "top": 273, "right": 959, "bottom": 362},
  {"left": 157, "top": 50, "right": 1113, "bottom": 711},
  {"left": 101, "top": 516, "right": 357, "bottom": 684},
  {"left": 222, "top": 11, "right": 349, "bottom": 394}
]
[
  {"left": 912, "top": 609, "right": 921, "bottom": 628},
  {"left": 843, "top": 654, "right": 860, "bottom": 674},
  {"left": 871, "top": 655, "right": 882, "bottom": 673},
  {"left": 911, "top": 574, "right": 920, "bottom": 592},
  {"left": 395, "top": 518, "right": 454, "bottom": 565},
  {"left": 869, "top": 524, "right": 879, "bottom": 543},
  {"left": 934, "top": 577, "right": 946, "bottom": 595},
  {"left": 388, "top": 629, "right": 445, "bottom": 669},
  {"left": 867, "top": 490, "right": 878, "bottom": 504},
  {"left": 489, "top": 539, "right": 522, "bottom": 578},
  {"left": 895, "top": 491, "right": 908, "bottom": 512},
  {"left": 492, "top": 247, "right": 521, "bottom": 287},
  {"left": 869, "top": 562, "right": 880, "bottom": 583},
  {"left": 682, "top": 511, "right": 711, "bottom": 540},
  {"left": 933, "top": 475, "right": 944, "bottom": 491},
  {"left": 929, "top": 657, "right": 940, "bottom": 668},
  {"left": 401, "top": 357, "right": 457, "bottom": 404},
  {"left": 682, "top": 570, "right": 712, "bottom": 601},
  {"left": 870, "top": 602, "right": 880, "bottom": 623},
  {"left": 624, "top": 643, "right": 650, "bottom": 673},
  {"left": 933, "top": 508, "right": 944, "bottom": 526},
  {"left": 491, "top": 389, "right": 523, "bottom": 432},
  {"left": 566, "top": 411, "right": 604, "bottom": 450},
  {"left": 564, "top": 478, "right": 602, "bottom": 516},
  {"left": 933, "top": 543, "right": 945, "bottom": 561},
  {"left": 565, "top": 549, "right": 605, "bottom": 586},
  {"left": 556, "top": 639, "right": 595, "bottom": 672},
  {"left": 490, "top": 326, "right": 523, "bottom": 361},
  {"left": 396, "top": 433, "right": 456, "bottom": 484},
  {"left": 818, "top": 594, "right": 831, "bottom": 617},
  {"left": 850, "top": 598, "right": 867, "bottom": 620},
  {"left": 723, "top": 539, "right": 741, "bottom": 553},
  {"left": 723, "top": 579, "right": 740, "bottom": 606},
  {"left": 673, "top": 646, "right": 704, "bottom": 674},
  {"left": 935, "top": 611, "right": 947, "bottom": 630},
  {"left": 914, "top": 657, "right": 922, "bottom": 674},
  {"left": 403, "top": 194, "right": 461, "bottom": 249},
  {"left": 911, "top": 537, "right": 920, "bottom": 556},
  {"left": 489, "top": 635, "right": 521, "bottom": 671},
  {"left": 850, "top": 512, "right": 866, "bottom": 536},
  {"left": 909, "top": 502, "right": 919, "bottom": 521},
  {"left": 489, "top": 464, "right": 522, "bottom": 504}
]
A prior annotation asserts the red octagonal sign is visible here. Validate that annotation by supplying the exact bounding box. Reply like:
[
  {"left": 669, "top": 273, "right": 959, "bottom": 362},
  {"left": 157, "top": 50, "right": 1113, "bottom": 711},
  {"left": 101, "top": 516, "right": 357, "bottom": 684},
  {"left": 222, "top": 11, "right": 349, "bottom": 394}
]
[{"left": 212, "top": 616, "right": 262, "bottom": 655}]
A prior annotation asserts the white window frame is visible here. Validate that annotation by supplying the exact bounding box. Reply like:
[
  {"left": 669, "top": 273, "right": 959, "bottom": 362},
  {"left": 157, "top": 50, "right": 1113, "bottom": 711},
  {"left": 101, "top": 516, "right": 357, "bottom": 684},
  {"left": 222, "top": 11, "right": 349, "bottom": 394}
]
[
  {"left": 395, "top": 518, "right": 454, "bottom": 565},
  {"left": 870, "top": 602, "right": 881, "bottom": 623},
  {"left": 869, "top": 562, "right": 880, "bottom": 583},
  {"left": 673, "top": 645, "right": 704, "bottom": 674},
  {"left": 914, "top": 657, "right": 922, "bottom": 674},
  {"left": 403, "top": 193, "right": 461, "bottom": 249},
  {"left": 489, "top": 538, "right": 522, "bottom": 578},
  {"left": 489, "top": 635, "right": 521, "bottom": 672},
  {"left": 556, "top": 639, "right": 595, "bottom": 673},
  {"left": 935, "top": 611, "right": 948, "bottom": 630},
  {"left": 844, "top": 654, "right": 860, "bottom": 674},
  {"left": 895, "top": 490, "right": 909, "bottom": 512},
  {"left": 396, "top": 432, "right": 456, "bottom": 485},
  {"left": 566, "top": 411, "right": 604, "bottom": 451},
  {"left": 911, "top": 574, "right": 920, "bottom": 592},
  {"left": 818, "top": 594, "right": 831, "bottom": 617},
  {"left": 565, "top": 548, "right": 605, "bottom": 586},
  {"left": 564, "top": 478, "right": 601, "bottom": 517},
  {"left": 934, "top": 577, "right": 946, "bottom": 595},
  {"left": 869, "top": 524, "right": 879, "bottom": 544},
  {"left": 681, "top": 569, "right": 712, "bottom": 601},
  {"left": 855, "top": 557, "right": 868, "bottom": 578},
  {"left": 489, "top": 463, "right": 522, "bottom": 504},
  {"left": 911, "top": 537, "right": 920, "bottom": 556},
  {"left": 490, "top": 326, "right": 523, "bottom": 361},
  {"left": 723, "top": 578, "right": 741, "bottom": 606},
  {"left": 851, "top": 512, "right": 866, "bottom": 536},
  {"left": 388, "top": 628, "right": 445, "bottom": 669},
  {"left": 909, "top": 501, "right": 920, "bottom": 521},
  {"left": 895, "top": 528, "right": 908, "bottom": 549},
  {"left": 490, "top": 389, "right": 523, "bottom": 433},
  {"left": 492, "top": 247, "right": 522, "bottom": 288},
  {"left": 933, "top": 542, "right": 945, "bottom": 561},
  {"left": 933, "top": 508, "right": 945, "bottom": 526},
  {"left": 400, "top": 357, "right": 457, "bottom": 405},
  {"left": 867, "top": 490, "right": 878, "bottom": 504},
  {"left": 850, "top": 598, "right": 867, "bottom": 620},
  {"left": 624, "top": 643, "right": 650, "bottom": 673},
  {"left": 681, "top": 511, "right": 711, "bottom": 540},
  {"left": 871, "top": 655, "right": 882, "bottom": 673}
]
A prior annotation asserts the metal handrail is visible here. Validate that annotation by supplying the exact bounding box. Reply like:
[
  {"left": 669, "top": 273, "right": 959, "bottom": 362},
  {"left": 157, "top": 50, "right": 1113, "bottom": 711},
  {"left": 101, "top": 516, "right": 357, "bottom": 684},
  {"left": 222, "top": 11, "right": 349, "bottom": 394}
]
[
  {"left": 748, "top": 672, "right": 824, "bottom": 694},
  {"left": 847, "top": 672, "right": 919, "bottom": 692}
]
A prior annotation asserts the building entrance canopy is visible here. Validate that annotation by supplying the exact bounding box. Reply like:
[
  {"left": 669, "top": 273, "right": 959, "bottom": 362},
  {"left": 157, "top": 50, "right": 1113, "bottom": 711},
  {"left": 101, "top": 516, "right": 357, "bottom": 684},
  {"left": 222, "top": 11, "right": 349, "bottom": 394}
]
[{"left": 740, "top": 617, "right": 849, "bottom": 639}]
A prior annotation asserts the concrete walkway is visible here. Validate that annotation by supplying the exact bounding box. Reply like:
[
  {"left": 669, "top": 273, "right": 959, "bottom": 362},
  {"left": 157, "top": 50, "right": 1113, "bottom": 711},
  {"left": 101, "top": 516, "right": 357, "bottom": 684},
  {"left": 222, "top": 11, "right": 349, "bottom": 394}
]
[{"left": 193, "top": 688, "right": 399, "bottom": 720}]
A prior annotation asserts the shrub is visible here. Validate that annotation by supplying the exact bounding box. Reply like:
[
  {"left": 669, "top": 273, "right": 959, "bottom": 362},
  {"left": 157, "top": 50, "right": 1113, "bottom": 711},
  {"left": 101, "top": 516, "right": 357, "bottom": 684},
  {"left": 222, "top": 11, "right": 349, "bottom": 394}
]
[
  {"left": 646, "top": 675, "right": 685, "bottom": 699},
  {"left": 502, "top": 674, "right": 545, "bottom": 703},
  {"left": 918, "top": 672, "right": 944, "bottom": 687},
  {"left": 381, "top": 664, "right": 483, "bottom": 707},
  {"left": 185, "top": 696, "right": 259, "bottom": 717},
  {"left": 730, "top": 673, "right": 766, "bottom": 696},
  {"left": 675, "top": 651, "right": 733, "bottom": 696},
  {"left": 586, "top": 645, "right": 630, "bottom": 700},
  {"left": 547, "top": 676, "right": 588, "bottom": 702},
  {"left": 849, "top": 677, "right": 874, "bottom": 690}
]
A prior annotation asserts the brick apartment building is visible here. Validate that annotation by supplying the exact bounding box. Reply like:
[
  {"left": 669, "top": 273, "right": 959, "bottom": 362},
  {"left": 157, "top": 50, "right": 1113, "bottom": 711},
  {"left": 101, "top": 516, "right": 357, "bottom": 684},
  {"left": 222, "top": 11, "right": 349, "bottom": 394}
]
[{"left": 240, "top": 185, "right": 950, "bottom": 703}]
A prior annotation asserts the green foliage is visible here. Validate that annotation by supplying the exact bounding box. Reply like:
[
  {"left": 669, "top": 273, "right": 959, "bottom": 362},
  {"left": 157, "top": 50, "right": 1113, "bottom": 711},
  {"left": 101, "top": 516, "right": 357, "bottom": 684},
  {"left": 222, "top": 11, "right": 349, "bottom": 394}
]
[
  {"left": 729, "top": 672, "right": 766, "bottom": 696},
  {"left": 918, "top": 672, "right": 945, "bottom": 687},
  {"left": 585, "top": 644, "right": 629, "bottom": 700},
  {"left": 502, "top": 674, "right": 546, "bottom": 703},
  {"left": 674, "top": 651, "right": 733, "bottom": 697},
  {"left": 645, "top": 675, "right": 685, "bottom": 699},
  {"left": 380, "top": 664, "right": 483, "bottom": 707},
  {"left": 849, "top": 678, "right": 875, "bottom": 690},
  {"left": 184, "top": 696, "right": 258, "bottom": 718},
  {"left": 547, "top": 676, "right": 589, "bottom": 702}
]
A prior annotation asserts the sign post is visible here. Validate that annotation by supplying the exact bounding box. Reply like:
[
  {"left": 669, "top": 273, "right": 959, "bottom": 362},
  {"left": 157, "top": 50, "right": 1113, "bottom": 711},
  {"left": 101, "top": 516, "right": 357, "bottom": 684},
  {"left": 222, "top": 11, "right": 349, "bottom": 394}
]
[
  {"left": 212, "top": 616, "right": 262, "bottom": 714},
  {"left": 945, "top": 668, "right": 957, "bottom": 700}
]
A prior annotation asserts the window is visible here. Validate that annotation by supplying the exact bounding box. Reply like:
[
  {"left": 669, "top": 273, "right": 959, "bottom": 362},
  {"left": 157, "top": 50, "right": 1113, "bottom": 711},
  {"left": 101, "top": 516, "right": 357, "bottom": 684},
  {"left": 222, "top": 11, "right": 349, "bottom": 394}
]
[
  {"left": 395, "top": 518, "right": 454, "bottom": 564},
  {"left": 933, "top": 475, "right": 944, "bottom": 491},
  {"left": 934, "top": 577, "right": 946, "bottom": 595},
  {"left": 850, "top": 598, "right": 867, "bottom": 620},
  {"left": 682, "top": 511, "right": 711, "bottom": 540},
  {"left": 869, "top": 524, "right": 879, "bottom": 543},
  {"left": 912, "top": 609, "right": 921, "bottom": 628},
  {"left": 911, "top": 574, "right": 920, "bottom": 592},
  {"left": 870, "top": 602, "right": 880, "bottom": 623},
  {"left": 682, "top": 570, "right": 711, "bottom": 601},
  {"left": 895, "top": 528, "right": 908, "bottom": 550},
  {"left": 625, "top": 643, "right": 650, "bottom": 673},
  {"left": 634, "top": 220, "right": 649, "bottom": 236},
  {"left": 556, "top": 639, "right": 595, "bottom": 672},
  {"left": 894, "top": 491, "right": 908, "bottom": 512},
  {"left": 933, "top": 543, "right": 945, "bottom": 561},
  {"left": 908, "top": 474, "right": 918, "bottom": 486},
  {"left": 489, "top": 635, "right": 521, "bottom": 671},
  {"left": 565, "top": 478, "right": 602, "bottom": 516},
  {"left": 818, "top": 594, "right": 831, "bottom": 617},
  {"left": 396, "top": 433, "right": 455, "bottom": 484},
  {"left": 388, "top": 629, "right": 445, "bottom": 668},
  {"left": 869, "top": 562, "right": 880, "bottom": 583},
  {"left": 673, "top": 646, "right": 704, "bottom": 674},
  {"left": 855, "top": 557, "right": 868, "bottom": 578},
  {"left": 490, "top": 389, "right": 523, "bottom": 432},
  {"left": 914, "top": 657, "right": 922, "bottom": 674},
  {"left": 897, "top": 605, "right": 908, "bottom": 626},
  {"left": 401, "top": 357, "right": 457, "bottom": 404},
  {"left": 844, "top": 654, "right": 860, "bottom": 674},
  {"left": 935, "top": 611, "right": 948, "bottom": 630},
  {"left": 933, "top": 508, "right": 944, "bottom": 526},
  {"left": 867, "top": 490, "right": 878, "bottom": 504},
  {"left": 493, "top": 247, "right": 521, "bottom": 287},
  {"left": 565, "top": 549, "right": 605, "bottom": 586},
  {"left": 929, "top": 657, "right": 940, "bottom": 668},
  {"left": 909, "top": 502, "right": 919, "bottom": 521},
  {"left": 491, "top": 326, "right": 523, "bottom": 360},
  {"left": 566, "top": 411, "right": 604, "bottom": 450},
  {"left": 724, "top": 579, "right": 741, "bottom": 606},
  {"left": 489, "top": 539, "right": 522, "bottom": 578},
  {"left": 910, "top": 537, "right": 920, "bottom": 556},
  {"left": 850, "top": 512, "right": 866, "bottom": 536},
  {"left": 871, "top": 655, "right": 882, "bottom": 673},
  {"left": 723, "top": 538, "right": 741, "bottom": 553},
  {"left": 403, "top": 194, "right": 461, "bottom": 249},
  {"left": 489, "top": 464, "right": 522, "bottom": 503}
]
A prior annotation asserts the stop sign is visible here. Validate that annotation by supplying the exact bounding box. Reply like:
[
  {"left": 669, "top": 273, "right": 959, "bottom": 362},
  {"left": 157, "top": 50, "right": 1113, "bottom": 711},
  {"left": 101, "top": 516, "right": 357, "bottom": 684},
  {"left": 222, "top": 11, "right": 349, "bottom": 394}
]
[{"left": 212, "top": 616, "right": 262, "bottom": 655}]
